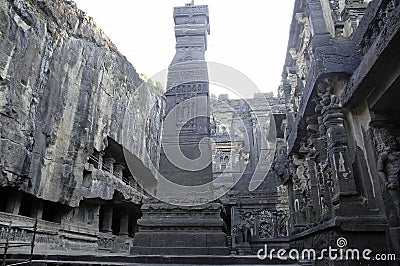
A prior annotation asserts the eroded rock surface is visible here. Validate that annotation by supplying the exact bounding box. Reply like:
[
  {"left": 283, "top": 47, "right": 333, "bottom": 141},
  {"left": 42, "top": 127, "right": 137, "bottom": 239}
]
[{"left": 0, "top": 0, "right": 163, "bottom": 207}]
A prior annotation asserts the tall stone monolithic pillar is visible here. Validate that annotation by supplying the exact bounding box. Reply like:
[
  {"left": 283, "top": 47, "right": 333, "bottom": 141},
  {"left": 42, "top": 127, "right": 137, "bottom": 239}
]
[
  {"left": 157, "top": 2, "right": 212, "bottom": 198},
  {"left": 131, "top": 2, "right": 228, "bottom": 255}
]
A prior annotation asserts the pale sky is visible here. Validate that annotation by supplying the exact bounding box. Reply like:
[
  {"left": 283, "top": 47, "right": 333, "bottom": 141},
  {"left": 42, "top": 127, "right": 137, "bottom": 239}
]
[{"left": 73, "top": 0, "right": 295, "bottom": 97}]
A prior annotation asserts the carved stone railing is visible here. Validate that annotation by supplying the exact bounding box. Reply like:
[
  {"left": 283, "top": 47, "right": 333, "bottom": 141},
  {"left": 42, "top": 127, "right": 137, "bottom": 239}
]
[
  {"left": 87, "top": 155, "right": 144, "bottom": 197},
  {"left": 0, "top": 219, "right": 37, "bottom": 265},
  {"left": 0, "top": 212, "right": 61, "bottom": 251}
]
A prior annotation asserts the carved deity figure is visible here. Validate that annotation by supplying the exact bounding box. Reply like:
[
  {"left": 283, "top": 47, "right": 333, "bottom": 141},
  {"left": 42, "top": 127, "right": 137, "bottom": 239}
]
[
  {"left": 322, "top": 92, "right": 341, "bottom": 114},
  {"left": 330, "top": 0, "right": 341, "bottom": 21},
  {"left": 220, "top": 125, "right": 229, "bottom": 136},
  {"left": 317, "top": 79, "right": 333, "bottom": 110},
  {"left": 241, "top": 212, "right": 255, "bottom": 243},
  {"left": 288, "top": 159, "right": 297, "bottom": 184},
  {"left": 318, "top": 116, "right": 326, "bottom": 135},
  {"left": 378, "top": 134, "right": 400, "bottom": 224},
  {"left": 178, "top": 101, "right": 194, "bottom": 122},
  {"left": 321, "top": 195, "right": 332, "bottom": 221},
  {"left": 276, "top": 211, "right": 288, "bottom": 237}
]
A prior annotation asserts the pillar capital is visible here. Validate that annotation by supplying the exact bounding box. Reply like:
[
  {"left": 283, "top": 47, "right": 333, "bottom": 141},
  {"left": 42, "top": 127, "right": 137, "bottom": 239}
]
[
  {"left": 114, "top": 164, "right": 125, "bottom": 178},
  {"left": 103, "top": 157, "right": 116, "bottom": 173},
  {"left": 103, "top": 157, "right": 116, "bottom": 164}
]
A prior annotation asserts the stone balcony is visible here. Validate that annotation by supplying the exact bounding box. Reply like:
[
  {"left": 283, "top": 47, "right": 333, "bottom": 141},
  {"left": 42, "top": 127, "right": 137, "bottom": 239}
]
[{"left": 84, "top": 154, "right": 145, "bottom": 205}]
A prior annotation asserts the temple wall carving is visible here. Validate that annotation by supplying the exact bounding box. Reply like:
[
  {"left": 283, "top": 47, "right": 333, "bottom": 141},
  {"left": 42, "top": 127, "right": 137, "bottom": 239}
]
[{"left": 279, "top": 0, "right": 400, "bottom": 259}]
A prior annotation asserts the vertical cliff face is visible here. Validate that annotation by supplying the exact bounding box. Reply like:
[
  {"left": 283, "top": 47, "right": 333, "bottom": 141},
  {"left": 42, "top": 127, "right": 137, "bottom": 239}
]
[{"left": 0, "top": 0, "right": 163, "bottom": 206}]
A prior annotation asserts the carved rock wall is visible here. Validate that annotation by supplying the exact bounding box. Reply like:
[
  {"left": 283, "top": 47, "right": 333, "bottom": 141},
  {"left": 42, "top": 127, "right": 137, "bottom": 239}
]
[{"left": 0, "top": 0, "right": 163, "bottom": 207}]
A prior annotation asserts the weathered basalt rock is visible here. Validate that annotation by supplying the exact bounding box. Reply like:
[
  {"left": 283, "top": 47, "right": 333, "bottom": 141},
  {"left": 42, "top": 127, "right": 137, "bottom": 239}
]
[{"left": 0, "top": 0, "right": 163, "bottom": 207}]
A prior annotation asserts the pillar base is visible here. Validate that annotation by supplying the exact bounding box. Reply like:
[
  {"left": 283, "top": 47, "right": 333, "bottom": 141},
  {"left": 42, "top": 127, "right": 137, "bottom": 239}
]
[
  {"left": 236, "top": 243, "right": 252, "bottom": 255},
  {"left": 131, "top": 201, "right": 229, "bottom": 255}
]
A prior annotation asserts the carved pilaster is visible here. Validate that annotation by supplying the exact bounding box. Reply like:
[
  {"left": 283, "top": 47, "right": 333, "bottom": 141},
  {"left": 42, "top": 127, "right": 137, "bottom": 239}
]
[
  {"left": 314, "top": 137, "right": 333, "bottom": 222},
  {"left": 316, "top": 78, "right": 364, "bottom": 219},
  {"left": 291, "top": 155, "right": 308, "bottom": 230},
  {"left": 305, "top": 116, "right": 322, "bottom": 223},
  {"left": 322, "top": 101, "right": 358, "bottom": 203}
]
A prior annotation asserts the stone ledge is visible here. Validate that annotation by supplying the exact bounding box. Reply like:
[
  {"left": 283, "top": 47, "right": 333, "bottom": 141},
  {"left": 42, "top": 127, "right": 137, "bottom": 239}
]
[{"left": 290, "top": 215, "right": 388, "bottom": 240}]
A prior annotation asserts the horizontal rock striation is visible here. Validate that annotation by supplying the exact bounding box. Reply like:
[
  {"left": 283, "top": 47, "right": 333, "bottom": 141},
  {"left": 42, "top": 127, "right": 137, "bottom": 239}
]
[{"left": 0, "top": 0, "right": 163, "bottom": 207}]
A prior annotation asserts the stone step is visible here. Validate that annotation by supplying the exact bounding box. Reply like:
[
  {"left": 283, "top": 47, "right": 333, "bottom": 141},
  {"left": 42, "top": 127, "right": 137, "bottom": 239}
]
[
  {"left": 34, "top": 263, "right": 300, "bottom": 266},
  {"left": 6, "top": 253, "right": 300, "bottom": 265}
]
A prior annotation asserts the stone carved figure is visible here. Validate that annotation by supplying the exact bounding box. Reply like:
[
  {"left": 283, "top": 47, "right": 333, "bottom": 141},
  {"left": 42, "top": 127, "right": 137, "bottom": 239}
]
[
  {"left": 326, "top": 95, "right": 341, "bottom": 110},
  {"left": 317, "top": 79, "right": 333, "bottom": 111},
  {"left": 276, "top": 211, "right": 288, "bottom": 237},
  {"left": 294, "top": 13, "right": 311, "bottom": 82},
  {"left": 214, "top": 150, "right": 231, "bottom": 171},
  {"left": 318, "top": 116, "right": 326, "bottom": 135},
  {"left": 377, "top": 130, "right": 400, "bottom": 225},
  {"left": 330, "top": 0, "right": 341, "bottom": 22},
  {"left": 241, "top": 212, "right": 255, "bottom": 243},
  {"left": 177, "top": 101, "right": 195, "bottom": 125},
  {"left": 220, "top": 125, "right": 229, "bottom": 137},
  {"left": 214, "top": 150, "right": 222, "bottom": 170},
  {"left": 290, "top": 157, "right": 308, "bottom": 225}
]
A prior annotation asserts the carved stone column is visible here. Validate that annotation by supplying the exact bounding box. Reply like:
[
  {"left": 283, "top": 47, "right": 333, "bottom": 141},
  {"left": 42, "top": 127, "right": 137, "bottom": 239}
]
[
  {"left": 314, "top": 84, "right": 334, "bottom": 221},
  {"left": 130, "top": 176, "right": 138, "bottom": 190},
  {"left": 322, "top": 99, "right": 358, "bottom": 212},
  {"left": 119, "top": 211, "right": 129, "bottom": 236},
  {"left": 103, "top": 158, "right": 116, "bottom": 174},
  {"left": 100, "top": 204, "right": 113, "bottom": 233},
  {"left": 31, "top": 200, "right": 44, "bottom": 219},
  {"left": 92, "top": 204, "right": 101, "bottom": 229},
  {"left": 132, "top": 2, "right": 228, "bottom": 256},
  {"left": 129, "top": 216, "right": 138, "bottom": 238},
  {"left": 114, "top": 164, "right": 125, "bottom": 179},
  {"left": 6, "top": 191, "right": 22, "bottom": 215},
  {"left": 97, "top": 151, "right": 105, "bottom": 170},
  {"left": 127, "top": 175, "right": 134, "bottom": 187}
]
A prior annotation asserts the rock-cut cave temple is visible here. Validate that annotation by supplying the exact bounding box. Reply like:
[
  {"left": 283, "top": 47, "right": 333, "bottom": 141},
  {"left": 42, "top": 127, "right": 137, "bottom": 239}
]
[{"left": 0, "top": 0, "right": 400, "bottom": 264}]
